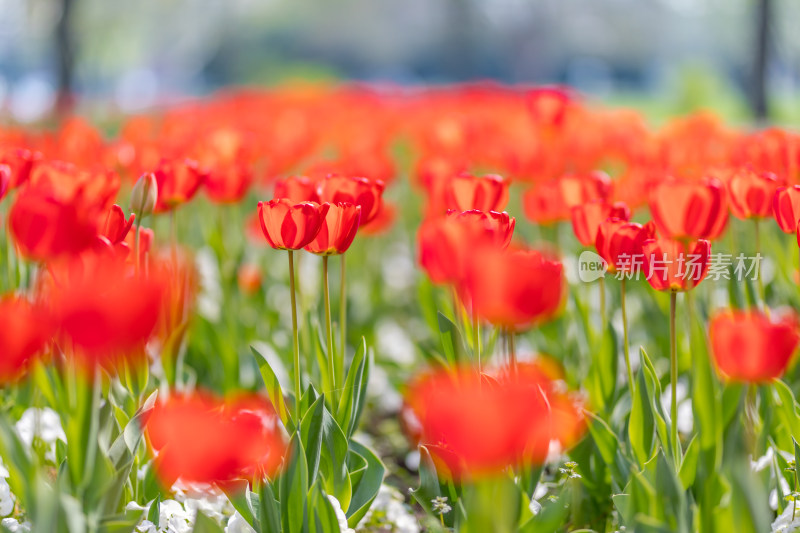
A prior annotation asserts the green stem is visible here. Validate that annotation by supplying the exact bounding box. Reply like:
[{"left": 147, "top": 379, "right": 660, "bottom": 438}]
[
  {"left": 473, "top": 308, "right": 481, "bottom": 372},
  {"left": 134, "top": 218, "right": 141, "bottom": 275},
  {"left": 508, "top": 330, "right": 517, "bottom": 375},
  {"left": 754, "top": 219, "right": 768, "bottom": 315},
  {"left": 599, "top": 275, "right": 607, "bottom": 331},
  {"left": 621, "top": 279, "right": 634, "bottom": 392},
  {"left": 339, "top": 254, "right": 347, "bottom": 366},
  {"left": 323, "top": 256, "right": 337, "bottom": 406},
  {"left": 669, "top": 290, "right": 679, "bottom": 464},
  {"left": 288, "top": 251, "right": 302, "bottom": 424}
]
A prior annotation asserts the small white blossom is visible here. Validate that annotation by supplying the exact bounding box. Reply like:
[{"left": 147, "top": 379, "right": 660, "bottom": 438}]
[
  {"left": 0, "top": 478, "right": 15, "bottom": 517},
  {"left": 772, "top": 501, "right": 800, "bottom": 532},
  {"left": 225, "top": 512, "right": 256, "bottom": 533},
  {"left": 15, "top": 408, "right": 66, "bottom": 462},
  {"left": 327, "top": 495, "right": 354, "bottom": 533},
  {"left": 0, "top": 518, "right": 30, "bottom": 532}
]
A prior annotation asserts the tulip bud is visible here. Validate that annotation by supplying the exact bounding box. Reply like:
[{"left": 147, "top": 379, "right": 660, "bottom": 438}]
[{"left": 130, "top": 172, "right": 158, "bottom": 218}]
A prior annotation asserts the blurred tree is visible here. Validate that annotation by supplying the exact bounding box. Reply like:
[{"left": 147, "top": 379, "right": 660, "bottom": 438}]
[
  {"left": 752, "top": 0, "right": 772, "bottom": 120},
  {"left": 55, "top": 0, "right": 75, "bottom": 116}
]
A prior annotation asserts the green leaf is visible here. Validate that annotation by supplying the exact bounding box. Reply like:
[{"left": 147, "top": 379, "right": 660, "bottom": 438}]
[
  {"left": 345, "top": 440, "right": 385, "bottom": 528},
  {"left": 629, "top": 367, "right": 656, "bottom": 466},
  {"left": 258, "top": 481, "right": 281, "bottom": 533},
  {"left": 438, "top": 311, "right": 466, "bottom": 365},
  {"left": 678, "top": 435, "right": 699, "bottom": 489},
  {"left": 307, "top": 482, "right": 341, "bottom": 533},
  {"left": 279, "top": 435, "right": 308, "bottom": 533},
  {"left": 301, "top": 396, "right": 326, "bottom": 486},
  {"left": 336, "top": 337, "right": 371, "bottom": 439},
  {"left": 192, "top": 512, "right": 225, "bottom": 533},
  {"left": 585, "top": 322, "right": 618, "bottom": 414},
  {"left": 251, "top": 345, "right": 293, "bottom": 431}
]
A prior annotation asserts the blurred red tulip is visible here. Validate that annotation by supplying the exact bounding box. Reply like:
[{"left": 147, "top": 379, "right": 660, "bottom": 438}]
[
  {"left": 102, "top": 205, "right": 135, "bottom": 245},
  {"left": 147, "top": 392, "right": 286, "bottom": 486},
  {"left": 710, "top": 310, "right": 800, "bottom": 382},
  {"left": 524, "top": 171, "right": 612, "bottom": 225},
  {"left": 462, "top": 245, "right": 564, "bottom": 329},
  {"left": 571, "top": 200, "right": 630, "bottom": 246},
  {"left": 0, "top": 147, "right": 39, "bottom": 188},
  {"left": 153, "top": 158, "right": 207, "bottom": 213},
  {"left": 257, "top": 199, "right": 330, "bottom": 250},
  {"left": 727, "top": 168, "right": 783, "bottom": 220},
  {"left": 418, "top": 216, "right": 475, "bottom": 285},
  {"left": 359, "top": 201, "right": 397, "bottom": 236},
  {"left": 274, "top": 175, "right": 321, "bottom": 204},
  {"left": 445, "top": 173, "right": 509, "bottom": 212},
  {"left": 204, "top": 162, "right": 253, "bottom": 204},
  {"left": 319, "top": 175, "right": 385, "bottom": 226},
  {"left": 0, "top": 165, "right": 10, "bottom": 201},
  {"left": 28, "top": 161, "right": 119, "bottom": 210},
  {"left": 641, "top": 238, "right": 711, "bottom": 292},
  {"left": 447, "top": 209, "right": 516, "bottom": 248},
  {"left": 596, "top": 219, "right": 655, "bottom": 273},
  {"left": 773, "top": 185, "right": 800, "bottom": 233},
  {"left": 405, "top": 363, "right": 583, "bottom": 479},
  {"left": 237, "top": 263, "right": 262, "bottom": 295},
  {"left": 9, "top": 186, "right": 100, "bottom": 261},
  {"left": 649, "top": 177, "right": 728, "bottom": 240},
  {"left": 305, "top": 202, "right": 361, "bottom": 255},
  {"left": 0, "top": 297, "right": 51, "bottom": 383}
]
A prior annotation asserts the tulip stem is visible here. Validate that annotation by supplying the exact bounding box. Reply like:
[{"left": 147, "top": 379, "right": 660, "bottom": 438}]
[
  {"left": 599, "top": 275, "right": 607, "bottom": 331},
  {"left": 288, "top": 250, "right": 302, "bottom": 424},
  {"left": 621, "top": 279, "right": 634, "bottom": 392},
  {"left": 472, "top": 309, "right": 481, "bottom": 372},
  {"left": 134, "top": 218, "right": 141, "bottom": 275},
  {"left": 339, "top": 254, "right": 347, "bottom": 369},
  {"left": 754, "top": 219, "right": 768, "bottom": 316},
  {"left": 669, "top": 290, "right": 679, "bottom": 464},
  {"left": 323, "top": 256, "right": 337, "bottom": 407},
  {"left": 508, "top": 329, "right": 517, "bottom": 375}
]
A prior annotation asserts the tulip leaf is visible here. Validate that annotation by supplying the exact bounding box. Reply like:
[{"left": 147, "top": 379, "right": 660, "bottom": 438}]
[
  {"left": 629, "top": 366, "right": 656, "bottom": 467},
  {"left": 192, "top": 512, "right": 225, "bottom": 533},
  {"left": 251, "top": 345, "right": 293, "bottom": 431},
  {"left": 438, "top": 311, "right": 466, "bottom": 365},
  {"left": 336, "top": 337, "right": 371, "bottom": 439},
  {"left": 279, "top": 435, "right": 308, "bottom": 533},
  {"left": 678, "top": 435, "right": 699, "bottom": 489},
  {"left": 301, "top": 395, "right": 326, "bottom": 486},
  {"left": 345, "top": 440, "right": 385, "bottom": 528},
  {"left": 307, "top": 482, "right": 340, "bottom": 533},
  {"left": 258, "top": 480, "right": 281, "bottom": 533}
]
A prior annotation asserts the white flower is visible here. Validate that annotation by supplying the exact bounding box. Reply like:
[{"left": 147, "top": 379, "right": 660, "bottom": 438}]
[
  {"left": 0, "top": 457, "right": 9, "bottom": 478},
  {"left": 225, "top": 512, "right": 256, "bottom": 533},
  {"left": 0, "top": 478, "right": 15, "bottom": 517},
  {"left": 327, "top": 495, "right": 354, "bottom": 533},
  {"left": 358, "top": 485, "right": 420, "bottom": 533},
  {"left": 0, "top": 518, "right": 30, "bottom": 532},
  {"left": 772, "top": 502, "right": 800, "bottom": 532},
  {"left": 158, "top": 499, "right": 193, "bottom": 533},
  {"left": 15, "top": 408, "right": 66, "bottom": 463},
  {"left": 136, "top": 520, "right": 158, "bottom": 533}
]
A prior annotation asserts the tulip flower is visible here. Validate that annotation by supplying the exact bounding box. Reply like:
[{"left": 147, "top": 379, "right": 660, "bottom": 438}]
[
  {"left": 152, "top": 158, "right": 207, "bottom": 213},
  {"left": 147, "top": 392, "right": 286, "bottom": 486},
  {"left": 129, "top": 172, "right": 158, "bottom": 218},
  {"left": 462, "top": 245, "right": 564, "bottom": 332},
  {"left": 274, "top": 175, "right": 322, "bottom": 203},
  {"left": 641, "top": 238, "right": 711, "bottom": 292},
  {"left": 0, "top": 165, "right": 10, "bottom": 201},
  {"left": 418, "top": 215, "right": 492, "bottom": 286},
  {"left": 9, "top": 185, "right": 100, "bottom": 261},
  {"left": 710, "top": 310, "right": 800, "bottom": 383},
  {"left": 524, "top": 171, "right": 612, "bottom": 225},
  {"left": 596, "top": 220, "right": 656, "bottom": 274},
  {"left": 0, "top": 147, "right": 38, "bottom": 188},
  {"left": 237, "top": 263, "right": 262, "bottom": 295},
  {"left": 649, "top": 177, "right": 728, "bottom": 240},
  {"left": 447, "top": 209, "right": 515, "bottom": 249},
  {"left": 257, "top": 199, "right": 330, "bottom": 250},
  {"left": 204, "top": 162, "right": 253, "bottom": 204},
  {"left": 0, "top": 297, "right": 52, "bottom": 383},
  {"left": 304, "top": 203, "right": 362, "bottom": 256},
  {"left": 319, "top": 175, "right": 384, "bottom": 226},
  {"left": 773, "top": 185, "right": 800, "bottom": 233},
  {"left": 571, "top": 200, "right": 630, "bottom": 246},
  {"left": 445, "top": 173, "right": 509, "bottom": 213},
  {"left": 405, "top": 363, "right": 583, "bottom": 479},
  {"left": 727, "top": 168, "right": 783, "bottom": 220}
]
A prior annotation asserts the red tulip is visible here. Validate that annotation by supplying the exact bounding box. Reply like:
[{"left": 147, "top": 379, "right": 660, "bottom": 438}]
[
  {"left": 238, "top": 263, "right": 262, "bottom": 295},
  {"left": 101, "top": 205, "right": 135, "bottom": 245},
  {"left": 524, "top": 171, "right": 612, "bottom": 225},
  {"left": 649, "top": 177, "right": 728, "bottom": 240},
  {"left": 274, "top": 175, "right": 321, "bottom": 203},
  {"left": 28, "top": 161, "right": 119, "bottom": 210},
  {"left": 641, "top": 238, "right": 711, "bottom": 292},
  {"left": 257, "top": 199, "right": 330, "bottom": 250},
  {"left": 9, "top": 186, "right": 100, "bottom": 261},
  {"left": 153, "top": 158, "right": 207, "bottom": 213},
  {"left": 710, "top": 310, "right": 799, "bottom": 382},
  {"left": 596, "top": 219, "right": 656, "bottom": 273},
  {"left": 204, "top": 162, "right": 253, "bottom": 204},
  {"left": 0, "top": 297, "right": 52, "bottom": 383},
  {"left": 445, "top": 173, "right": 509, "bottom": 212},
  {"left": 0, "top": 165, "right": 10, "bottom": 201},
  {"left": 572, "top": 200, "right": 631, "bottom": 247},
  {"left": 0, "top": 147, "right": 39, "bottom": 188},
  {"left": 727, "top": 168, "right": 783, "bottom": 219},
  {"left": 447, "top": 209, "right": 516, "bottom": 249},
  {"left": 47, "top": 255, "right": 166, "bottom": 364},
  {"left": 319, "top": 175, "right": 384, "bottom": 225},
  {"left": 773, "top": 185, "right": 800, "bottom": 233},
  {"left": 147, "top": 392, "right": 286, "bottom": 486},
  {"left": 417, "top": 216, "right": 476, "bottom": 285},
  {"left": 462, "top": 245, "right": 564, "bottom": 329},
  {"left": 405, "top": 363, "right": 583, "bottom": 479},
  {"left": 304, "top": 202, "right": 362, "bottom": 255}
]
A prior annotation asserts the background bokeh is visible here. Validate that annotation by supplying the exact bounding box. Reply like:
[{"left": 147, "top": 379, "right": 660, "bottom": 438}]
[{"left": 0, "top": 0, "right": 798, "bottom": 123}]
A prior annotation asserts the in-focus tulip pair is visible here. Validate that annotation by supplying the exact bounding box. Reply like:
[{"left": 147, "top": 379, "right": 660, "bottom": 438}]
[
  {"left": 405, "top": 363, "right": 583, "bottom": 478},
  {"left": 649, "top": 177, "right": 728, "bottom": 240},
  {"left": 147, "top": 392, "right": 287, "bottom": 486},
  {"left": 710, "top": 310, "right": 800, "bottom": 382}
]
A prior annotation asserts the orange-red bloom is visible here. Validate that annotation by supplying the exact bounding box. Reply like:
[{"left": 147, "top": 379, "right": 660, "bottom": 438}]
[
  {"left": 0, "top": 165, "right": 10, "bottom": 201},
  {"left": 595, "top": 219, "right": 655, "bottom": 273},
  {"left": 0, "top": 297, "right": 51, "bottom": 383},
  {"left": 447, "top": 209, "right": 516, "bottom": 249},
  {"left": 773, "top": 185, "right": 800, "bottom": 233},
  {"left": 204, "top": 162, "right": 253, "bottom": 204},
  {"left": 257, "top": 199, "right": 330, "bottom": 250},
  {"left": 153, "top": 158, "right": 207, "bottom": 213},
  {"left": 274, "top": 175, "right": 321, "bottom": 203},
  {"left": 445, "top": 173, "right": 509, "bottom": 212},
  {"left": 319, "top": 175, "right": 385, "bottom": 225},
  {"left": 524, "top": 171, "right": 612, "bottom": 225},
  {"left": 304, "top": 202, "right": 361, "bottom": 255},
  {"left": 405, "top": 363, "right": 583, "bottom": 479},
  {"left": 641, "top": 238, "right": 711, "bottom": 292},
  {"left": 710, "top": 310, "right": 800, "bottom": 382},
  {"left": 571, "top": 200, "right": 630, "bottom": 246},
  {"left": 462, "top": 245, "right": 564, "bottom": 329},
  {"left": 727, "top": 168, "right": 783, "bottom": 220},
  {"left": 649, "top": 177, "right": 728, "bottom": 240},
  {"left": 147, "top": 392, "right": 286, "bottom": 486}
]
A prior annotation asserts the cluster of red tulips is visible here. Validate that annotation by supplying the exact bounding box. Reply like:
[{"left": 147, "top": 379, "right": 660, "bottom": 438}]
[{"left": 0, "top": 83, "right": 799, "bottom": 531}]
